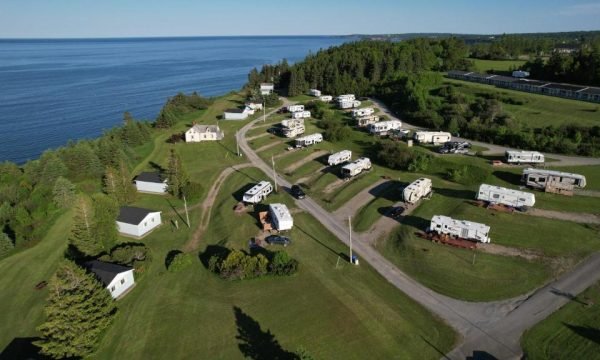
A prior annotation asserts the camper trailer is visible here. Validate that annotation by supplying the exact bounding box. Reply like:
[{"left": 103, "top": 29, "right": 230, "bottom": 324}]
[
  {"left": 336, "top": 94, "right": 356, "bottom": 102},
  {"left": 367, "top": 120, "right": 402, "bottom": 135},
  {"left": 281, "top": 119, "right": 305, "bottom": 138},
  {"left": 295, "top": 133, "right": 323, "bottom": 147},
  {"left": 352, "top": 107, "right": 375, "bottom": 118},
  {"left": 319, "top": 95, "right": 333, "bottom": 102},
  {"left": 338, "top": 100, "right": 361, "bottom": 109},
  {"left": 356, "top": 115, "right": 380, "bottom": 127},
  {"left": 403, "top": 178, "right": 433, "bottom": 204},
  {"left": 242, "top": 181, "right": 273, "bottom": 204},
  {"left": 477, "top": 184, "right": 535, "bottom": 209},
  {"left": 287, "top": 104, "right": 304, "bottom": 113},
  {"left": 505, "top": 151, "right": 545, "bottom": 164},
  {"left": 430, "top": 215, "right": 491, "bottom": 243},
  {"left": 291, "top": 110, "right": 311, "bottom": 119},
  {"left": 413, "top": 131, "right": 452, "bottom": 145},
  {"left": 522, "top": 168, "right": 586, "bottom": 195},
  {"left": 269, "top": 203, "right": 293, "bottom": 231},
  {"left": 341, "top": 158, "right": 371, "bottom": 178},
  {"left": 309, "top": 89, "right": 322, "bottom": 97},
  {"left": 327, "top": 150, "right": 352, "bottom": 166}
]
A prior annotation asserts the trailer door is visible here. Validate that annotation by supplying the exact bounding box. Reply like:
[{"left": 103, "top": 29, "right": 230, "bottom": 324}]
[{"left": 461, "top": 228, "right": 469, "bottom": 239}]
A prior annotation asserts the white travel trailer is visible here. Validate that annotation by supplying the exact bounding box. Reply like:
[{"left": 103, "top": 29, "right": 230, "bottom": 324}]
[
  {"left": 522, "top": 168, "right": 587, "bottom": 190},
  {"left": 319, "top": 95, "right": 333, "bottom": 102},
  {"left": 243, "top": 181, "right": 273, "bottom": 204},
  {"left": 338, "top": 100, "right": 361, "bottom": 109},
  {"left": 341, "top": 157, "right": 371, "bottom": 178},
  {"left": 505, "top": 151, "right": 545, "bottom": 164},
  {"left": 291, "top": 110, "right": 311, "bottom": 119},
  {"left": 295, "top": 133, "right": 323, "bottom": 147},
  {"left": 281, "top": 118, "right": 304, "bottom": 129},
  {"left": 367, "top": 120, "right": 402, "bottom": 135},
  {"left": 403, "top": 178, "right": 433, "bottom": 204},
  {"left": 413, "top": 131, "right": 452, "bottom": 145},
  {"left": 477, "top": 184, "right": 536, "bottom": 208},
  {"left": 352, "top": 107, "right": 375, "bottom": 118},
  {"left": 356, "top": 115, "right": 380, "bottom": 127},
  {"left": 430, "top": 215, "right": 491, "bottom": 243},
  {"left": 269, "top": 203, "right": 293, "bottom": 231},
  {"left": 327, "top": 150, "right": 352, "bottom": 166},
  {"left": 245, "top": 102, "right": 263, "bottom": 111},
  {"left": 282, "top": 125, "right": 305, "bottom": 138},
  {"left": 309, "top": 89, "right": 322, "bottom": 97},
  {"left": 336, "top": 94, "right": 356, "bottom": 102},
  {"left": 287, "top": 104, "right": 304, "bottom": 113}
]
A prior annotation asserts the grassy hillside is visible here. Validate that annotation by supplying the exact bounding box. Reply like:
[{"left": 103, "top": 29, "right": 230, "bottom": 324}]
[{"left": 469, "top": 58, "right": 527, "bottom": 73}]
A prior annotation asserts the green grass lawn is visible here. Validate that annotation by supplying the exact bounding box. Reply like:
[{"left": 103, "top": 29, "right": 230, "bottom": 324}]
[
  {"left": 444, "top": 79, "right": 600, "bottom": 128},
  {"left": 469, "top": 58, "right": 527, "bottom": 73},
  {"left": 521, "top": 281, "right": 600, "bottom": 360},
  {"left": 92, "top": 166, "right": 457, "bottom": 359}
]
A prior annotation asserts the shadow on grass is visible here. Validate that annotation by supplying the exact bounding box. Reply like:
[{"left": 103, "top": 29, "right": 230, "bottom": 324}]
[
  {"left": 492, "top": 171, "right": 522, "bottom": 186},
  {"left": 0, "top": 337, "right": 49, "bottom": 360},
  {"left": 166, "top": 198, "right": 187, "bottom": 226},
  {"left": 369, "top": 180, "right": 403, "bottom": 202},
  {"left": 233, "top": 306, "right": 298, "bottom": 360},
  {"left": 564, "top": 323, "right": 600, "bottom": 345},
  {"left": 295, "top": 224, "right": 339, "bottom": 258},
  {"left": 433, "top": 187, "right": 476, "bottom": 200},
  {"left": 165, "top": 249, "right": 183, "bottom": 269},
  {"left": 233, "top": 183, "right": 257, "bottom": 202}
]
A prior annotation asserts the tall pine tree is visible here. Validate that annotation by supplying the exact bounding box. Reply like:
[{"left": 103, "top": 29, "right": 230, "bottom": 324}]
[
  {"left": 35, "top": 260, "right": 116, "bottom": 359},
  {"left": 69, "top": 196, "right": 102, "bottom": 257},
  {"left": 166, "top": 149, "right": 189, "bottom": 198}
]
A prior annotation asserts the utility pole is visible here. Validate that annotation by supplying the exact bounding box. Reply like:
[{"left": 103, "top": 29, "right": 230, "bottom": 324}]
[
  {"left": 236, "top": 130, "right": 240, "bottom": 156},
  {"left": 263, "top": 99, "right": 266, "bottom": 123},
  {"left": 183, "top": 195, "right": 190, "bottom": 228},
  {"left": 349, "top": 215, "right": 353, "bottom": 264},
  {"left": 271, "top": 155, "right": 278, "bottom": 192}
]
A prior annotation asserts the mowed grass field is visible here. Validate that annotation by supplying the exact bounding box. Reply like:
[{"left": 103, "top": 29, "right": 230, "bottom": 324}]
[
  {"left": 521, "top": 281, "right": 600, "bottom": 359},
  {"left": 444, "top": 78, "right": 600, "bottom": 128},
  {"left": 93, "top": 167, "right": 457, "bottom": 359},
  {"left": 469, "top": 58, "right": 526, "bottom": 73}
]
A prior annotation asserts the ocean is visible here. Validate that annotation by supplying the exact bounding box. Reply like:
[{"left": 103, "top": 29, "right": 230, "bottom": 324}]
[{"left": 0, "top": 36, "right": 350, "bottom": 163}]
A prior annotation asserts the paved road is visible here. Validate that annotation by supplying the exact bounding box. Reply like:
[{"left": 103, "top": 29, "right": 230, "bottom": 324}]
[
  {"left": 238, "top": 98, "right": 600, "bottom": 359},
  {"left": 370, "top": 98, "right": 600, "bottom": 167}
]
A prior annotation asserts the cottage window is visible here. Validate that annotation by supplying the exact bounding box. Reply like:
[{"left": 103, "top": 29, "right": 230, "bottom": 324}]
[
  {"left": 111, "top": 286, "right": 116, "bottom": 292},
  {"left": 144, "top": 222, "right": 147, "bottom": 227},
  {"left": 121, "top": 279, "right": 125, "bottom": 285}
]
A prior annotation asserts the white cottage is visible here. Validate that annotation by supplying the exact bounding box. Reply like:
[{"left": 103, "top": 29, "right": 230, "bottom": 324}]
[
  {"left": 134, "top": 172, "right": 168, "bottom": 194},
  {"left": 185, "top": 124, "right": 224, "bottom": 142},
  {"left": 85, "top": 260, "right": 135, "bottom": 299},
  {"left": 117, "top": 206, "right": 162, "bottom": 238},
  {"left": 223, "top": 108, "right": 250, "bottom": 120}
]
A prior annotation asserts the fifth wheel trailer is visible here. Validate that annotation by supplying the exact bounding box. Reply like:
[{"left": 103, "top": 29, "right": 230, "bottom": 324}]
[
  {"left": 367, "top": 120, "right": 402, "bottom": 135},
  {"left": 505, "top": 151, "right": 545, "bottom": 164},
  {"left": 413, "top": 131, "right": 452, "bottom": 145},
  {"left": 295, "top": 133, "right": 323, "bottom": 147},
  {"left": 477, "top": 184, "right": 535, "bottom": 208},
  {"left": 328, "top": 150, "right": 352, "bottom": 166},
  {"left": 403, "top": 178, "right": 433, "bottom": 204},
  {"left": 351, "top": 107, "right": 375, "bottom": 118},
  {"left": 242, "top": 181, "right": 273, "bottom": 204},
  {"left": 429, "top": 215, "right": 491, "bottom": 243},
  {"left": 522, "top": 168, "right": 586, "bottom": 195},
  {"left": 341, "top": 158, "right": 371, "bottom": 178},
  {"left": 287, "top": 104, "right": 304, "bottom": 113},
  {"left": 269, "top": 203, "right": 294, "bottom": 231}
]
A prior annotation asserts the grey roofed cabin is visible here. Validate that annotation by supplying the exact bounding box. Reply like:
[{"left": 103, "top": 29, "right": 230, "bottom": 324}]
[
  {"left": 225, "top": 108, "right": 245, "bottom": 113},
  {"left": 117, "top": 206, "right": 156, "bottom": 225},
  {"left": 84, "top": 260, "right": 133, "bottom": 286},
  {"left": 134, "top": 171, "right": 164, "bottom": 184}
]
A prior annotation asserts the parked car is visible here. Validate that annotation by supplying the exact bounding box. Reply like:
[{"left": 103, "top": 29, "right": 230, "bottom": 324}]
[
  {"left": 265, "top": 235, "right": 291, "bottom": 246},
  {"left": 291, "top": 185, "right": 306, "bottom": 199}
]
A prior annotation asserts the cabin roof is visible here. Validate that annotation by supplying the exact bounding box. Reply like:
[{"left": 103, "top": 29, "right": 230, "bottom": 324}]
[
  {"left": 84, "top": 260, "right": 132, "bottom": 286},
  {"left": 135, "top": 171, "right": 164, "bottom": 184},
  {"left": 117, "top": 206, "right": 158, "bottom": 225}
]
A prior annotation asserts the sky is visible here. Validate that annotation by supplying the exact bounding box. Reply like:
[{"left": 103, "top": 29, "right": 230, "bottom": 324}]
[{"left": 0, "top": 0, "right": 599, "bottom": 38}]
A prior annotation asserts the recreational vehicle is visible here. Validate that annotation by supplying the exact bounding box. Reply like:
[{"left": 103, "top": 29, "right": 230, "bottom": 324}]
[
  {"left": 295, "top": 133, "right": 323, "bottom": 147},
  {"left": 356, "top": 115, "right": 380, "bottom": 127},
  {"left": 327, "top": 150, "right": 352, "bottom": 166},
  {"left": 505, "top": 151, "right": 545, "bottom": 164},
  {"left": 341, "top": 157, "right": 371, "bottom": 178},
  {"left": 352, "top": 107, "right": 375, "bottom": 118},
  {"left": 336, "top": 94, "right": 356, "bottom": 102},
  {"left": 338, "top": 100, "right": 361, "bottom": 109},
  {"left": 430, "top": 215, "right": 491, "bottom": 243},
  {"left": 477, "top": 184, "right": 535, "bottom": 208},
  {"left": 522, "top": 168, "right": 587, "bottom": 194},
  {"left": 319, "top": 95, "right": 333, "bottom": 102},
  {"left": 281, "top": 118, "right": 305, "bottom": 138},
  {"left": 269, "top": 203, "right": 293, "bottom": 231},
  {"left": 367, "top": 120, "right": 402, "bottom": 135},
  {"left": 309, "top": 89, "right": 322, "bottom": 97},
  {"left": 287, "top": 104, "right": 304, "bottom": 113},
  {"left": 291, "top": 110, "right": 311, "bottom": 119},
  {"left": 242, "top": 181, "right": 273, "bottom": 204},
  {"left": 403, "top": 178, "right": 433, "bottom": 204},
  {"left": 413, "top": 131, "right": 452, "bottom": 145}
]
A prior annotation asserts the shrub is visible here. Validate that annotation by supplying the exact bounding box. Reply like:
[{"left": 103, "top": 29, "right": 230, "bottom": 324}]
[
  {"left": 167, "top": 252, "right": 194, "bottom": 273},
  {"left": 446, "top": 164, "right": 490, "bottom": 186},
  {"left": 182, "top": 181, "right": 203, "bottom": 202},
  {"left": 269, "top": 251, "right": 299, "bottom": 276},
  {"left": 0, "top": 232, "right": 14, "bottom": 257},
  {"left": 109, "top": 243, "right": 150, "bottom": 266}
]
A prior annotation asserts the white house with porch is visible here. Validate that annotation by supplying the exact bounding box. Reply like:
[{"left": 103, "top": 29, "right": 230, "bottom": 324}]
[
  {"left": 116, "top": 206, "right": 162, "bottom": 238},
  {"left": 185, "top": 124, "right": 224, "bottom": 142},
  {"left": 85, "top": 260, "right": 135, "bottom": 299}
]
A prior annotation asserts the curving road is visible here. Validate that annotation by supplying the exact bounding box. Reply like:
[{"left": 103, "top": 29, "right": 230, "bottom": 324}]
[{"left": 237, "top": 98, "right": 600, "bottom": 359}]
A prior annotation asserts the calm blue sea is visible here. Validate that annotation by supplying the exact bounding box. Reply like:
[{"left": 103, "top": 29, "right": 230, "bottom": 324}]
[{"left": 0, "top": 36, "right": 350, "bottom": 163}]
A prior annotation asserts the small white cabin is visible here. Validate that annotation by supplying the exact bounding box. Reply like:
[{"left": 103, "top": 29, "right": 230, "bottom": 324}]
[
  {"left": 477, "top": 184, "right": 535, "bottom": 208},
  {"left": 134, "top": 172, "right": 168, "bottom": 194},
  {"left": 243, "top": 181, "right": 273, "bottom": 204},
  {"left": 260, "top": 83, "right": 274, "bottom": 95},
  {"left": 223, "top": 108, "right": 249, "bottom": 120},
  {"left": 116, "top": 207, "right": 162, "bottom": 238},
  {"left": 430, "top": 215, "right": 491, "bottom": 243},
  {"left": 403, "top": 178, "right": 432, "bottom": 204},
  {"left": 295, "top": 133, "right": 323, "bottom": 147},
  {"left": 85, "top": 260, "right": 135, "bottom": 299},
  {"left": 356, "top": 115, "right": 380, "bottom": 127},
  {"left": 269, "top": 203, "right": 293, "bottom": 231},
  {"left": 413, "top": 131, "right": 452, "bottom": 145},
  {"left": 309, "top": 89, "right": 322, "bottom": 97},
  {"left": 505, "top": 151, "right": 545, "bottom": 164},
  {"left": 341, "top": 157, "right": 371, "bottom": 178},
  {"left": 352, "top": 107, "right": 375, "bottom": 118},
  {"left": 185, "top": 124, "right": 224, "bottom": 142},
  {"left": 291, "top": 110, "right": 311, "bottom": 119},
  {"left": 522, "top": 168, "right": 586, "bottom": 189},
  {"left": 318, "top": 95, "right": 333, "bottom": 102},
  {"left": 368, "top": 120, "right": 402, "bottom": 135},
  {"left": 287, "top": 104, "right": 305, "bottom": 113},
  {"left": 328, "top": 150, "right": 352, "bottom": 166}
]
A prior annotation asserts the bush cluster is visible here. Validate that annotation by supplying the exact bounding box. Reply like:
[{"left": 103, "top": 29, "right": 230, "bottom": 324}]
[{"left": 208, "top": 248, "right": 298, "bottom": 280}]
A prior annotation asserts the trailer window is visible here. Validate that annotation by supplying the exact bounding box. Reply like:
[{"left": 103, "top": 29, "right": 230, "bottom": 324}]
[
  {"left": 538, "top": 177, "right": 545, "bottom": 183},
  {"left": 519, "top": 198, "right": 526, "bottom": 202},
  {"left": 493, "top": 194, "right": 500, "bottom": 199}
]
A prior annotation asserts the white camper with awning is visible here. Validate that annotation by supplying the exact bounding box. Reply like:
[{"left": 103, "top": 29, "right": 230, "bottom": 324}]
[
  {"left": 477, "top": 184, "right": 535, "bottom": 208},
  {"left": 327, "top": 150, "right": 352, "bottom": 166},
  {"left": 403, "top": 178, "right": 432, "bottom": 204},
  {"left": 430, "top": 215, "right": 491, "bottom": 243}
]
